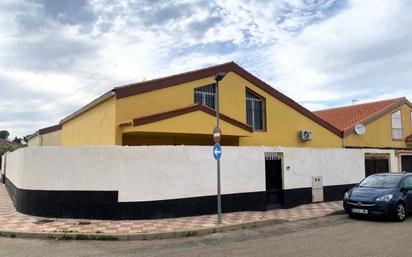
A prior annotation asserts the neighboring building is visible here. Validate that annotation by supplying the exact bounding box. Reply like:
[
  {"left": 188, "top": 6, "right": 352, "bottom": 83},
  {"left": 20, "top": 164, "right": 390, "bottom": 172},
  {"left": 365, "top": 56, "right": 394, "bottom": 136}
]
[
  {"left": 27, "top": 125, "right": 62, "bottom": 147},
  {"left": 315, "top": 97, "right": 412, "bottom": 174},
  {"left": 59, "top": 62, "right": 342, "bottom": 147}
]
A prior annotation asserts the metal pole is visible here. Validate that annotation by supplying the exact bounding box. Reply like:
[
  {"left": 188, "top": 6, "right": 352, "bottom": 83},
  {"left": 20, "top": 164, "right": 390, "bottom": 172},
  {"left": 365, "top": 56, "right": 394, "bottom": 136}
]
[{"left": 215, "top": 79, "right": 222, "bottom": 225}]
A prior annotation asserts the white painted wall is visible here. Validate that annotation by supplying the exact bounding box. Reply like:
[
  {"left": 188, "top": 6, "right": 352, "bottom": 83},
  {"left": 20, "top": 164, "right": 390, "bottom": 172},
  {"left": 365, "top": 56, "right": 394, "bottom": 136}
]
[
  {"left": 4, "top": 146, "right": 399, "bottom": 202},
  {"left": 0, "top": 154, "right": 5, "bottom": 175}
]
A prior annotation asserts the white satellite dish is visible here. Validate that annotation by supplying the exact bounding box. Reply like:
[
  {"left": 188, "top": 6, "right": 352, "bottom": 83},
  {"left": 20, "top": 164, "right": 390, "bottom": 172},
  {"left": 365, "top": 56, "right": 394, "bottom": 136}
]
[{"left": 354, "top": 124, "right": 366, "bottom": 135}]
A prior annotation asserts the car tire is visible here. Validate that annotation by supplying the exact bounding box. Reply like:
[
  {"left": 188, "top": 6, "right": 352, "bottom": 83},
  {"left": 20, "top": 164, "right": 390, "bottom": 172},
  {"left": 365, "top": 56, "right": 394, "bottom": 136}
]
[{"left": 394, "top": 203, "right": 406, "bottom": 222}]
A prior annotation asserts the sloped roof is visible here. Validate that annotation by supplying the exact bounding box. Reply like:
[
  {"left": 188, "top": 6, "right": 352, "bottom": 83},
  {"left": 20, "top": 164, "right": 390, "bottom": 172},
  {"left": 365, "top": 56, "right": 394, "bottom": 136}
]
[
  {"left": 131, "top": 103, "right": 253, "bottom": 132},
  {"left": 27, "top": 124, "right": 62, "bottom": 140},
  {"left": 113, "top": 61, "right": 342, "bottom": 137},
  {"left": 0, "top": 138, "right": 23, "bottom": 153},
  {"left": 314, "top": 97, "right": 411, "bottom": 136},
  {"left": 58, "top": 61, "right": 342, "bottom": 136}
]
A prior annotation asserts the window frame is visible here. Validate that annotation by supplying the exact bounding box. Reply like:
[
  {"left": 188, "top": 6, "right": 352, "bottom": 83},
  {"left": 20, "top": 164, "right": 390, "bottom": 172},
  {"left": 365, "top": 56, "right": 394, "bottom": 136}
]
[
  {"left": 391, "top": 109, "right": 403, "bottom": 141},
  {"left": 245, "top": 88, "right": 267, "bottom": 132},
  {"left": 194, "top": 83, "right": 216, "bottom": 110}
]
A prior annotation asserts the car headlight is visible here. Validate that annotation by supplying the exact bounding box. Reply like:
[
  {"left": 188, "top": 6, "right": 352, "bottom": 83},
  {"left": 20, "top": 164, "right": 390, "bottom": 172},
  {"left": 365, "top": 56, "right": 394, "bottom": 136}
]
[
  {"left": 344, "top": 191, "right": 350, "bottom": 200},
  {"left": 376, "top": 194, "right": 393, "bottom": 203}
]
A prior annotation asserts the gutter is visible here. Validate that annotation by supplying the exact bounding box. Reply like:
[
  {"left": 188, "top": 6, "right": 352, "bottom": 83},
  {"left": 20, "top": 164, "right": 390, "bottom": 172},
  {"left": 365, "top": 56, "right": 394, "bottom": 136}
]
[{"left": 60, "top": 91, "right": 115, "bottom": 125}]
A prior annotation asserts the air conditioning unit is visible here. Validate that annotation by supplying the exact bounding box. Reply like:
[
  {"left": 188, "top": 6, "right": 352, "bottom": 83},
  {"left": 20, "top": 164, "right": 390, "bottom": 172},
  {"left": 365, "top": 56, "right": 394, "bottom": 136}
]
[{"left": 299, "top": 130, "right": 313, "bottom": 141}]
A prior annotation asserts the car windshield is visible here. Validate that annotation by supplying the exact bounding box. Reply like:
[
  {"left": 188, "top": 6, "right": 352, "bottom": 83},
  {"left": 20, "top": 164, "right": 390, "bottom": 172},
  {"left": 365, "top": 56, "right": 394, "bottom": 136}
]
[{"left": 359, "top": 175, "right": 402, "bottom": 188}]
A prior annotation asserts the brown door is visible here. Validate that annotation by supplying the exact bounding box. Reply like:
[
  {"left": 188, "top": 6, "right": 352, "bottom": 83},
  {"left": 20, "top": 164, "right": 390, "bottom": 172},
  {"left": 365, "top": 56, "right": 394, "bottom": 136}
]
[
  {"left": 365, "top": 158, "right": 389, "bottom": 177},
  {"left": 401, "top": 156, "right": 412, "bottom": 173},
  {"left": 265, "top": 159, "right": 283, "bottom": 209}
]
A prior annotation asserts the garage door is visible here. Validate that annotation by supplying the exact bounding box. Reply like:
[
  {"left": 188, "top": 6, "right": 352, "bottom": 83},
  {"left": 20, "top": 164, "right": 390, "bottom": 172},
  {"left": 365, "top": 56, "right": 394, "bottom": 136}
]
[
  {"left": 401, "top": 156, "right": 412, "bottom": 173},
  {"left": 365, "top": 158, "right": 389, "bottom": 177}
]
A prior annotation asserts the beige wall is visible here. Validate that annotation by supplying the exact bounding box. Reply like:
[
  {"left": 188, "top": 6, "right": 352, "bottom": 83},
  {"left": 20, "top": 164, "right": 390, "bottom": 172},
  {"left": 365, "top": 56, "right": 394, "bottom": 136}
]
[
  {"left": 28, "top": 130, "right": 61, "bottom": 147},
  {"left": 61, "top": 97, "right": 117, "bottom": 146},
  {"left": 27, "top": 135, "right": 41, "bottom": 147},
  {"left": 344, "top": 104, "right": 412, "bottom": 148},
  {"left": 116, "top": 72, "right": 341, "bottom": 147}
]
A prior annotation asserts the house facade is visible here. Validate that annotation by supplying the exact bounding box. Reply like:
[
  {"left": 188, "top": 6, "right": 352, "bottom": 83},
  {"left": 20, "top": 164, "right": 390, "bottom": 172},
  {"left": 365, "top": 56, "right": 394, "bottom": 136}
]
[
  {"left": 27, "top": 125, "right": 62, "bottom": 147},
  {"left": 315, "top": 97, "right": 412, "bottom": 174},
  {"left": 59, "top": 62, "right": 342, "bottom": 148}
]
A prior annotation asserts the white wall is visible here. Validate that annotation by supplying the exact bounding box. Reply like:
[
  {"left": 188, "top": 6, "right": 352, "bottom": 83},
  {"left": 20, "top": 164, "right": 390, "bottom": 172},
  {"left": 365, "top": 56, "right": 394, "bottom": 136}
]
[
  {"left": 279, "top": 147, "right": 397, "bottom": 189},
  {"left": 4, "top": 146, "right": 398, "bottom": 202},
  {"left": 0, "top": 154, "right": 5, "bottom": 175}
]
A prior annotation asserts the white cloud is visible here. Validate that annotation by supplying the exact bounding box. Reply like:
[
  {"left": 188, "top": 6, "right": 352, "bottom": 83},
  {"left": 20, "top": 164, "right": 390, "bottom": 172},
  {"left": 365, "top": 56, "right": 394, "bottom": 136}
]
[
  {"left": 0, "top": 0, "right": 411, "bottom": 138},
  {"left": 267, "top": 0, "right": 412, "bottom": 109}
]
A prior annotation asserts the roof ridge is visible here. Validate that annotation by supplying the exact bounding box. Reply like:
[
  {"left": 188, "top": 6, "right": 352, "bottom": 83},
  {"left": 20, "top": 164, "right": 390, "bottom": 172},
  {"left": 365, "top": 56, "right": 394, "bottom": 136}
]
[
  {"left": 314, "top": 97, "right": 405, "bottom": 113},
  {"left": 114, "top": 61, "right": 235, "bottom": 90}
]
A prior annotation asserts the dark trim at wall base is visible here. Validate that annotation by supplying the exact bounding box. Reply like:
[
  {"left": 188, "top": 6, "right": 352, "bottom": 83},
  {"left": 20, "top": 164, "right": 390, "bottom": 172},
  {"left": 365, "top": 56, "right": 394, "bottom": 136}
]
[
  {"left": 282, "top": 183, "right": 357, "bottom": 208},
  {"left": 283, "top": 188, "right": 312, "bottom": 208},
  {"left": 5, "top": 178, "right": 118, "bottom": 219},
  {"left": 324, "top": 184, "right": 357, "bottom": 202},
  {"left": 5, "top": 178, "right": 266, "bottom": 220},
  {"left": 1, "top": 174, "right": 4, "bottom": 184},
  {"left": 5, "top": 178, "right": 356, "bottom": 219}
]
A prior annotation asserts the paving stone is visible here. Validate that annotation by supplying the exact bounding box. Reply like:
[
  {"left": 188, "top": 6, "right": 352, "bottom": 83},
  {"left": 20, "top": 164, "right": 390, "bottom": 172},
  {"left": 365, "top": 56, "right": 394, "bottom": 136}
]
[{"left": 0, "top": 184, "right": 342, "bottom": 235}]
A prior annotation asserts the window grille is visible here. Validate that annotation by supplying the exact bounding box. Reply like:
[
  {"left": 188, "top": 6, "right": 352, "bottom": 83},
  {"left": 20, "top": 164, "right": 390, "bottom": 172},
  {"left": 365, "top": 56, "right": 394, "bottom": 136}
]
[
  {"left": 194, "top": 84, "right": 215, "bottom": 109},
  {"left": 246, "top": 90, "right": 266, "bottom": 131}
]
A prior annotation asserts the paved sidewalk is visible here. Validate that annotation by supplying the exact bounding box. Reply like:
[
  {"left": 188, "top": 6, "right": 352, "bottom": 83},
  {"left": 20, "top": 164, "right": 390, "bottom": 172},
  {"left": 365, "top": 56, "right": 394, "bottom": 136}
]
[{"left": 0, "top": 184, "right": 342, "bottom": 237}]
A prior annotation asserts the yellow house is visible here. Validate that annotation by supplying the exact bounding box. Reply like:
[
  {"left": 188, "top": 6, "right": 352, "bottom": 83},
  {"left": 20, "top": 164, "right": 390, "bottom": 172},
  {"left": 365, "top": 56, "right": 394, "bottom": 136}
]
[
  {"left": 315, "top": 97, "right": 412, "bottom": 173},
  {"left": 59, "top": 62, "right": 342, "bottom": 148},
  {"left": 27, "top": 125, "right": 62, "bottom": 147}
]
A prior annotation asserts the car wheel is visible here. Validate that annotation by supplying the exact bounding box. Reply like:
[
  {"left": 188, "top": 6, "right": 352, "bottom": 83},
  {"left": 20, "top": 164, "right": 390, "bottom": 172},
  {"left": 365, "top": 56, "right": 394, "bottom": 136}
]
[{"left": 395, "top": 203, "right": 406, "bottom": 222}]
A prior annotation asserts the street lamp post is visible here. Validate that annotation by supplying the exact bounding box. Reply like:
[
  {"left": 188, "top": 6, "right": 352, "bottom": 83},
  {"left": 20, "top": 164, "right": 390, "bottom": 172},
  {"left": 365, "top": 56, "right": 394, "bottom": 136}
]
[{"left": 214, "top": 72, "right": 226, "bottom": 225}]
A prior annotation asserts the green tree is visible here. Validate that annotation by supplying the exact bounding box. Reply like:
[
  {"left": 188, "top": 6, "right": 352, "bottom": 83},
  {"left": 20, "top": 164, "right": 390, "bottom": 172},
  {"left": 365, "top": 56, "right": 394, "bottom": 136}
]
[
  {"left": 12, "top": 137, "right": 22, "bottom": 144},
  {"left": 0, "top": 130, "right": 9, "bottom": 139},
  {"left": 23, "top": 135, "right": 31, "bottom": 144}
]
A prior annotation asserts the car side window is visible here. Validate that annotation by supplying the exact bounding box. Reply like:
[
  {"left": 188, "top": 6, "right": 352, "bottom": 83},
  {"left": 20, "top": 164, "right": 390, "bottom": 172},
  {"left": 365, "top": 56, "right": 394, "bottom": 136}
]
[{"left": 403, "top": 176, "right": 412, "bottom": 188}]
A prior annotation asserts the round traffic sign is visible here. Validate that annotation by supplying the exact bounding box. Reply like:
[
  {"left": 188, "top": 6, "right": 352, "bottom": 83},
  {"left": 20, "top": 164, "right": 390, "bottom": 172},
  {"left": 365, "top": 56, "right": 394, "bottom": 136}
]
[{"left": 213, "top": 143, "right": 222, "bottom": 160}]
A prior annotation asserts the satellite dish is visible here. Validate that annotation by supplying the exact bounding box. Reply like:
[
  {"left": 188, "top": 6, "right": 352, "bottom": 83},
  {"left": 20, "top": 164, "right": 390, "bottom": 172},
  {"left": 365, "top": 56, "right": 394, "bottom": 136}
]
[{"left": 354, "top": 124, "right": 366, "bottom": 135}]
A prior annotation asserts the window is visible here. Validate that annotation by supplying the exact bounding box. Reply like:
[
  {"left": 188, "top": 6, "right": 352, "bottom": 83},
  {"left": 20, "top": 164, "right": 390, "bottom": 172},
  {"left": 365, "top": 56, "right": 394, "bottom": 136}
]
[
  {"left": 194, "top": 84, "right": 215, "bottom": 109},
  {"left": 246, "top": 89, "right": 266, "bottom": 131},
  {"left": 403, "top": 176, "right": 412, "bottom": 188},
  {"left": 391, "top": 110, "right": 403, "bottom": 140}
]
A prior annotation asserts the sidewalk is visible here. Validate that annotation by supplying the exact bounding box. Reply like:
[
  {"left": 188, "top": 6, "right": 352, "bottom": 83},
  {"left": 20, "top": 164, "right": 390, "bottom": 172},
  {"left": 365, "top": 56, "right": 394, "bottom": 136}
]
[{"left": 0, "top": 184, "right": 343, "bottom": 240}]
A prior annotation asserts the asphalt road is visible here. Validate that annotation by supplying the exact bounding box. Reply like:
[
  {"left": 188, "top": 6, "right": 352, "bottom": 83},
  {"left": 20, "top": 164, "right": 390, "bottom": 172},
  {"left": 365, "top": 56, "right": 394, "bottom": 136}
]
[{"left": 1, "top": 214, "right": 412, "bottom": 257}]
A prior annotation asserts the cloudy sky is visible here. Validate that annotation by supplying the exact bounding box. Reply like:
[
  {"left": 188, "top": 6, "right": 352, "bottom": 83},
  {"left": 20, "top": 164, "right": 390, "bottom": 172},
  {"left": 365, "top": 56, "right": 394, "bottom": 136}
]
[{"left": 1, "top": 0, "right": 411, "bottom": 138}]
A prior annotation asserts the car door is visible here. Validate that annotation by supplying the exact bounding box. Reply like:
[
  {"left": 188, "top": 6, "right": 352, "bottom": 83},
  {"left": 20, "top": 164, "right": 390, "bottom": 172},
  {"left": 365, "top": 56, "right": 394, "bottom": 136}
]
[{"left": 402, "top": 176, "right": 412, "bottom": 209}]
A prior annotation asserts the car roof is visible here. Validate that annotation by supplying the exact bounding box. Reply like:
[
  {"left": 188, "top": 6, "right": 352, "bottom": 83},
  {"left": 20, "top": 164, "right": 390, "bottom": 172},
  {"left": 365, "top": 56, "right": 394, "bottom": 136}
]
[{"left": 371, "top": 172, "right": 409, "bottom": 176}]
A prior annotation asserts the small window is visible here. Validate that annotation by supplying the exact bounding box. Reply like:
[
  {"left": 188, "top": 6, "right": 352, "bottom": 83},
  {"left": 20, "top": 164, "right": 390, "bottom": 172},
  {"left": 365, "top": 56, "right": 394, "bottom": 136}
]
[
  {"left": 246, "top": 89, "right": 266, "bottom": 131},
  {"left": 391, "top": 110, "right": 403, "bottom": 140},
  {"left": 194, "top": 84, "right": 215, "bottom": 109}
]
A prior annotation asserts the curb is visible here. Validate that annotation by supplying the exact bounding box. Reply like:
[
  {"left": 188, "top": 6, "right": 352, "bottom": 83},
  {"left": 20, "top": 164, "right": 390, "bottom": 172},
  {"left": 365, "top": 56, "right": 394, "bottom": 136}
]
[
  {"left": 0, "top": 218, "right": 290, "bottom": 241},
  {"left": 0, "top": 211, "right": 345, "bottom": 241}
]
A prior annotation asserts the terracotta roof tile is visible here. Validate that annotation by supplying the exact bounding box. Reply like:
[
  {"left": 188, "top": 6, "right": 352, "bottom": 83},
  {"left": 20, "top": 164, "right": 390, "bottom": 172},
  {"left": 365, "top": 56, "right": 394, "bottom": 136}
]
[
  {"left": 0, "top": 138, "right": 23, "bottom": 152},
  {"left": 314, "top": 98, "right": 404, "bottom": 132}
]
